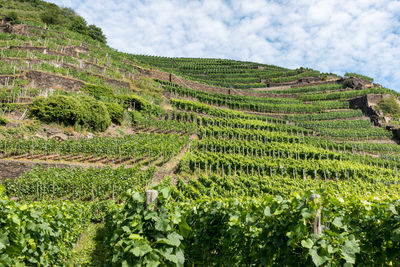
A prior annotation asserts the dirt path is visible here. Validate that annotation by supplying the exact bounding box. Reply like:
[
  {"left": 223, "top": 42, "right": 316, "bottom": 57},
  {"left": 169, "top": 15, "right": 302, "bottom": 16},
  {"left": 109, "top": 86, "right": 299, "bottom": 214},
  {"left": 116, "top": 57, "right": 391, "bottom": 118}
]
[{"left": 148, "top": 134, "right": 197, "bottom": 186}]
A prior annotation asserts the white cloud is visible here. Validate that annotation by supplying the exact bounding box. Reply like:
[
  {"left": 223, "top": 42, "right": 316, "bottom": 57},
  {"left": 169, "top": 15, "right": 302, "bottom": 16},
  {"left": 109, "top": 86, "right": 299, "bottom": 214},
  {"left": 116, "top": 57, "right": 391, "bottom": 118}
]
[{"left": 48, "top": 0, "right": 400, "bottom": 90}]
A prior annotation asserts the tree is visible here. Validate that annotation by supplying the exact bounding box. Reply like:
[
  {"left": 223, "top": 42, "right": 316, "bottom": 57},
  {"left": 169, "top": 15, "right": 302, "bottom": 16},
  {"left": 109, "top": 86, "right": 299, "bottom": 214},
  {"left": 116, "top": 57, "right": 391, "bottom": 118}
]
[
  {"left": 40, "top": 8, "right": 60, "bottom": 25},
  {"left": 70, "top": 16, "right": 88, "bottom": 35},
  {"left": 88, "top": 24, "right": 106, "bottom": 43}
]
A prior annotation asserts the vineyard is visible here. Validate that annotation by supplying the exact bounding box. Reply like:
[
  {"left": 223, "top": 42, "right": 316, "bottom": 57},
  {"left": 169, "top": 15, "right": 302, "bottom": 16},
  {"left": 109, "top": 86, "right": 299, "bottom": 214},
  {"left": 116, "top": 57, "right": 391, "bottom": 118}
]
[{"left": 1, "top": 1, "right": 400, "bottom": 266}]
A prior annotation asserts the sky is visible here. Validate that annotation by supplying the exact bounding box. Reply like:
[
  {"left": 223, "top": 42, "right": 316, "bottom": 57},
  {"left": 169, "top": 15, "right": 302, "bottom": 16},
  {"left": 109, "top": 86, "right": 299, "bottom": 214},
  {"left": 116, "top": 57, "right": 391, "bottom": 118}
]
[{"left": 48, "top": 0, "right": 400, "bottom": 90}]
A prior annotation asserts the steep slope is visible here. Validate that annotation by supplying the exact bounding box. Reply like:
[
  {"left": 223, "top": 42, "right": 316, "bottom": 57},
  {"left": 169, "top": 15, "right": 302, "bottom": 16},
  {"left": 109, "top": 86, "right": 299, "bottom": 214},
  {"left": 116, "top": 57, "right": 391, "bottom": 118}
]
[{"left": 1, "top": 1, "right": 400, "bottom": 266}]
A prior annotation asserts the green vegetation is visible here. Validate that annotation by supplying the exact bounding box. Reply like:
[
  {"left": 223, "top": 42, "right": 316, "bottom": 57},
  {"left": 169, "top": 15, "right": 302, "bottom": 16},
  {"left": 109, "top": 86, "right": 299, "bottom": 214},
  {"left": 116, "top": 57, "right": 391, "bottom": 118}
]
[
  {"left": 29, "top": 95, "right": 111, "bottom": 131},
  {"left": 0, "top": 185, "right": 90, "bottom": 266},
  {"left": 3, "top": 166, "right": 155, "bottom": 201},
  {"left": 105, "top": 189, "right": 186, "bottom": 266},
  {"left": 1, "top": 1, "right": 400, "bottom": 265},
  {"left": 82, "top": 84, "right": 116, "bottom": 100},
  {"left": 105, "top": 102, "right": 124, "bottom": 124},
  {"left": 0, "top": 0, "right": 106, "bottom": 43},
  {"left": 0, "top": 133, "right": 188, "bottom": 164},
  {"left": 0, "top": 115, "right": 7, "bottom": 125},
  {"left": 378, "top": 96, "right": 400, "bottom": 117},
  {"left": 345, "top": 72, "right": 374, "bottom": 82}
]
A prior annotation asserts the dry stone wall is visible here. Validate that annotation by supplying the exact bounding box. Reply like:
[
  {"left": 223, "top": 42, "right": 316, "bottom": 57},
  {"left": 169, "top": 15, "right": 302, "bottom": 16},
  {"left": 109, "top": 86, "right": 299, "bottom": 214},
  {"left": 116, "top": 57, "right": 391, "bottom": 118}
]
[
  {"left": 0, "top": 159, "right": 101, "bottom": 180},
  {"left": 24, "top": 70, "right": 84, "bottom": 91}
]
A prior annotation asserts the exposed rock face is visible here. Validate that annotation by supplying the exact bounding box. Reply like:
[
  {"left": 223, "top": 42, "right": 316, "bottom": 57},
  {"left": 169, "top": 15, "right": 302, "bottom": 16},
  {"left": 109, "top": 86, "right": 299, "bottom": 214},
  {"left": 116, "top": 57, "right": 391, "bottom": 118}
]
[
  {"left": 343, "top": 77, "right": 379, "bottom": 90},
  {"left": 349, "top": 94, "right": 390, "bottom": 126}
]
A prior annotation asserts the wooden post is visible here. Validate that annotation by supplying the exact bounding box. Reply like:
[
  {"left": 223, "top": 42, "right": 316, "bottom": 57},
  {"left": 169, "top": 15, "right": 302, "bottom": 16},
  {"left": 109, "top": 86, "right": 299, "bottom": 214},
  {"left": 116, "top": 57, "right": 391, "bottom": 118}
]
[
  {"left": 310, "top": 194, "right": 322, "bottom": 235},
  {"left": 112, "top": 184, "right": 115, "bottom": 201},
  {"left": 72, "top": 183, "right": 74, "bottom": 201},
  {"left": 52, "top": 182, "right": 55, "bottom": 200},
  {"left": 91, "top": 183, "right": 94, "bottom": 202},
  {"left": 146, "top": 190, "right": 158, "bottom": 210}
]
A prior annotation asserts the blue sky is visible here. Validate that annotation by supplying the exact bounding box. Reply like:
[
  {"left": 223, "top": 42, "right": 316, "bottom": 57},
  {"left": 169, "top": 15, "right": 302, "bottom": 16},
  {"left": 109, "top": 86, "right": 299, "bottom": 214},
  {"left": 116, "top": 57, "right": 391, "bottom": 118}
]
[{"left": 48, "top": 0, "right": 400, "bottom": 90}]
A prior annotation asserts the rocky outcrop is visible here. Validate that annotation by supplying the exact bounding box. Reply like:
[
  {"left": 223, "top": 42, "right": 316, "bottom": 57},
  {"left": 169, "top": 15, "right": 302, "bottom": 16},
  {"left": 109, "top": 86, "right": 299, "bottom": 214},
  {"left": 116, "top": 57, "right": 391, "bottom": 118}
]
[
  {"left": 343, "top": 77, "right": 380, "bottom": 90},
  {"left": 349, "top": 94, "right": 389, "bottom": 126}
]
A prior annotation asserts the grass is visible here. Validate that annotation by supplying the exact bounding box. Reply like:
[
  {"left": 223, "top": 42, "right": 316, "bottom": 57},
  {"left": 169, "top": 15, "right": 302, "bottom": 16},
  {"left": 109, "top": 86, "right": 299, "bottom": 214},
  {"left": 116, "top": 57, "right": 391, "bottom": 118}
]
[{"left": 70, "top": 223, "right": 109, "bottom": 267}]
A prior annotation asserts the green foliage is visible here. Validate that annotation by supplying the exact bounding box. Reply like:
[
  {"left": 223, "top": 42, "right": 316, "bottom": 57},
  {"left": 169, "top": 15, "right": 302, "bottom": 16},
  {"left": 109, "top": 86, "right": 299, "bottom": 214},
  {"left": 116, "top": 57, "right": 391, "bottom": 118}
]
[
  {"left": 0, "top": 195, "right": 89, "bottom": 266},
  {"left": 29, "top": 95, "right": 111, "bottom": 132},
  {"left": 286, "top": 110, "right": 363, "bottom": 122},
  {"left": 3, "top": 166, "right": 156, "bottom": 202},
  {"left": 79, "top": 95, "right": 111, "bottom": 132},
  {"left": 82, "top": 84, "right": 115, "bottom": 99},
  {"left": 0, "top": 133, "right": 188, "bottom": 165},
  {"left": 345, "top": 72, "right": 374, "bottom": 82},
  {"left": 105, "top": 102, "right": 123, "bottom": 124},
  {"left": 299, "top": 87, "right": 400, "bottom": 101},
  {"left": 2, "top": 0, "right": 106, "bottom": 43},
  {"left": 89, "top": 200, "right": 118, "bottom": 223},
  {"left": 29, "top": 95, "right": 83, "bottom": 127},
  {"left": 5, "top": 11, "right": 19, "bottom": 25},
  {"left": 69, "top": 16, "right": 88, "bottom": 35},
  {"left": 39, "top": 5, "right": 60, "bottom": 25},
  {"left": 106, "top": 188, "right": 186, "bottom": 266},
  {"left": 378, "top": 96, "right": 400, "bottom": 117},
  {"left": 0, "top": 116, "right": 7, "bottom": 126},
  {"left": 87, "top": 24, "right": 106, "bottom": 43},
  {"left": 130, "top": 110, "right": 144, "bottom": 125},
  {"left": 119, "top": 94, "right": 151, "bottom": 111}
]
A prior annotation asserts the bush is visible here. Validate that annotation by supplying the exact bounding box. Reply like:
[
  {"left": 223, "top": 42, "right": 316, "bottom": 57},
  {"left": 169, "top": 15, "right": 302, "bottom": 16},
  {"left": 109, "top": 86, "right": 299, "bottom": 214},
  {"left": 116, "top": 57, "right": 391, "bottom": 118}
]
[
  {"left": 0, "top": 116, "right": 7, "bottom": 126},
  {"left": 29, "top": 95, "right": 111, "bottom": 132},
  {"left": 79, "top": 95, "right": 111, "bottom": 132},
  {"left": 118, "top": 94, "right": 150, "bottom": 111},
  {"left": 105, "top": 102, "right": 123, "bottom": 125},
  {"left": 40, "top": 9, "right": 60, "bottom": 25},
  {"left": 29, "top": 95, "right": 83, "bottom": 126},
  {"left": 6, "top": 12, "right": 19, "bottom": 25},
  {"left": 82, "top": 84, "right": 115, "bottom": 99},
  {"left": 130, "top": 110, "right": 144, "bottom": 125},
  {"left": 378, "top": 96, "right": 400, "bottom": 117}
]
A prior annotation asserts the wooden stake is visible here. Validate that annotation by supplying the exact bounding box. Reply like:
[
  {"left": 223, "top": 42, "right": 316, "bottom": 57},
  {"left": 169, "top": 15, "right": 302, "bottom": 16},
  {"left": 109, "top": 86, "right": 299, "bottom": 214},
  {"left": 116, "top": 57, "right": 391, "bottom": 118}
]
[
  {"left": 310, "top": 194, "right": 322, "bottom": 235},
  {"left": 146, "top": 190, "right": 158, "bottom": 210}
]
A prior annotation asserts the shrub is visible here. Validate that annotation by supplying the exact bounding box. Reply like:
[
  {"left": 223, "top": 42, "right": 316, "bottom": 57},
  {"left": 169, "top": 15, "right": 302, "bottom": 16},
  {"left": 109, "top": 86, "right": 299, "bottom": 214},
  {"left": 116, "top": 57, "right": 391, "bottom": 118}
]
[
  {"left": 6, "top": 12, "right": 19, "bottom": 25},
  {"left": 40, "top": 9, "right": 60, "bottom": 25},
  {"left": 29, "top": 95, "right": 83, "bottom": 126},
  {"left": 0, "top": 116, "right": 7, "bottom": 126},
  {"left": 82, "top": 84, "right": 115, "bottom": 99},
  {"left": 79, "top": 95, "right": 111, "bottom": 132},
  {"left": 118, "top": 94, "right": 150, "bottom": 111},
  {"left": 378, "top": 96, "right": 400, "bottom": 117},
  {"left": 105, "top": 102, "right": 123, "bottom": 125},
  {"left": 130, "top": 110, "right": 143, "bottom": 125},
  {"left": 29, "top": 95, "right": 111, "bottom": 132}
]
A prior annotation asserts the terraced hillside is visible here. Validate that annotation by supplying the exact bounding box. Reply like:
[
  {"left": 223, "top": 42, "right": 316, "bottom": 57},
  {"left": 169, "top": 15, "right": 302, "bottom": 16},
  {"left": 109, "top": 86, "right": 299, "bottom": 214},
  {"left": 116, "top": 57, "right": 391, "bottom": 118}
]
[{"left": 1, "top": 1, "right": 400, "bottom": 266}]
